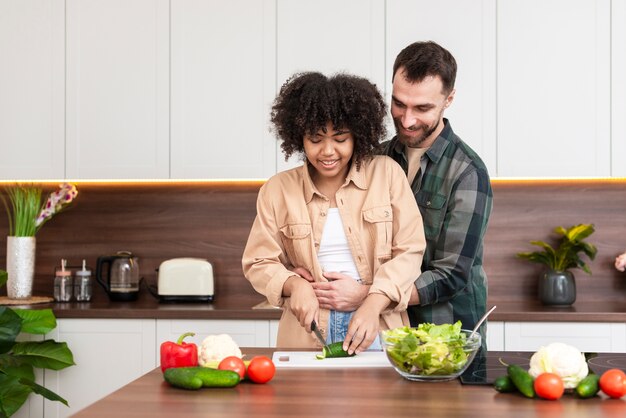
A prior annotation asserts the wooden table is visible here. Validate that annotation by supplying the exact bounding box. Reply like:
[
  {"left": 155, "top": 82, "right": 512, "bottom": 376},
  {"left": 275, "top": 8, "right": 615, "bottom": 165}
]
[{"left": 72, "top": 349, "right": 626, "bottom": 418}]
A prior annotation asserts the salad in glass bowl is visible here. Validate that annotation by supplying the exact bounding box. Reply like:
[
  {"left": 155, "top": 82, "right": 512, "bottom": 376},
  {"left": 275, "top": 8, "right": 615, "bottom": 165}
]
[{"left": 380, "top": 321, "right": 481, "bottom": 382}]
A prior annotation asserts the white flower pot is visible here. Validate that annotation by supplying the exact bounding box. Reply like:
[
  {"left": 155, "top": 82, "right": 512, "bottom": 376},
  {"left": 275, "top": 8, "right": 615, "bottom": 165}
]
[{"left": 6, "top": 236, "right": 36, "bottom": 299}]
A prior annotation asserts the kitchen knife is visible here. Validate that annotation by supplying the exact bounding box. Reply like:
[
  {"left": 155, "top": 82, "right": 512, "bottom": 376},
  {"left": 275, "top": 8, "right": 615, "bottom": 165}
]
[{"left": 311, "top": 320, "right": 328, "bottom": 349}]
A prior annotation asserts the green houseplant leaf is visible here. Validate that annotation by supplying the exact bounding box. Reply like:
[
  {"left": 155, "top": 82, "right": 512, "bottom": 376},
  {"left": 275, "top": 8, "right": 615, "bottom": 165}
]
[
  {"left": 0, "top": 269, "right": 75, "bottom": 417},
  {"left": 516, "top": 224, "right": 597, "bottom": 274}
]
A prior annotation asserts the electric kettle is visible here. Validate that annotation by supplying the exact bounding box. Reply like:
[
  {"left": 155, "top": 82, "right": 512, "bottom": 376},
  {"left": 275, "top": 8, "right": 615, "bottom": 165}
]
[{"left": 96, "top": 251, "right": 140, "bottom": 301}]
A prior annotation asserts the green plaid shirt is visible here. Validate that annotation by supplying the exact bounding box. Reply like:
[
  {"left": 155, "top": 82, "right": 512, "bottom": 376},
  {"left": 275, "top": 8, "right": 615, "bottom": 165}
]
[{"left": 381, "top": 119, "right": 493, "bottom": 343}]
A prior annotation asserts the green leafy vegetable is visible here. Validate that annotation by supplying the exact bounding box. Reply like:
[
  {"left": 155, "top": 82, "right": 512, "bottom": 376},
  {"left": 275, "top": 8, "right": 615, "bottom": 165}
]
[{"left": 381, "top": 321, "right": 471, "bottom": 376}]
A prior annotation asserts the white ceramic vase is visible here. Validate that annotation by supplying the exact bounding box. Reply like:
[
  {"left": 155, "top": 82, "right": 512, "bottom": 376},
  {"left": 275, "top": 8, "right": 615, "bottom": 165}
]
[{"left": 6, "top": 236, "right": 36, "bottom": 299}]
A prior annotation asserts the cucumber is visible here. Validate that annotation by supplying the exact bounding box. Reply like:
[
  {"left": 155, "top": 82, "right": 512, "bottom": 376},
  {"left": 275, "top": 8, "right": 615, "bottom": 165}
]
[
  {"left": 507, "top": 364, "right": 535, "bottom": 398},
  {"left": 163, "top": 367, "right": 240, "bottom": 390},
  {"left": 316, "top": 342, "right": 355, "bottom": 359},
  {"left": 576, "top": 374, "right": 600, "bottom": 398},
  {"left": 493, "top": 375, "right": 516, "bottom": 393}
]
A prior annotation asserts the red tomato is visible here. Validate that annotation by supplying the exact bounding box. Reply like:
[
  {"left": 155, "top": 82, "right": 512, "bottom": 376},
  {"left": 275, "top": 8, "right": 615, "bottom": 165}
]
[
  {"left": 533, "top": 373, "right": 564, "bottom": 400},
  {"left": 599, "top": 369, "right": 626, "bottom": 399},
  {"left": 246, "top": 356, "right": 276, "bottom": 384},
  {"left": 218, "top": 356, "right": 246, "bottom": 380}
]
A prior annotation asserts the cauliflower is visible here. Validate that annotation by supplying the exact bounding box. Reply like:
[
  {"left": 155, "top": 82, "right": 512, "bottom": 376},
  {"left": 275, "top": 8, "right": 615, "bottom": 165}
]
[
  {"left": 528, "top": 342, "right": 589, "bottom": 389},
  {"left": 198, "top": 334, "right": 242, "bottom": 366}
]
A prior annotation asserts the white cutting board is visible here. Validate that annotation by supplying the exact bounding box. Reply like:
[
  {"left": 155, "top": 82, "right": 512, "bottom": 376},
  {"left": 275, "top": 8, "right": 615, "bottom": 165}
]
[{"left": 272, "top": 350, "right": 391, "bottom": 368}]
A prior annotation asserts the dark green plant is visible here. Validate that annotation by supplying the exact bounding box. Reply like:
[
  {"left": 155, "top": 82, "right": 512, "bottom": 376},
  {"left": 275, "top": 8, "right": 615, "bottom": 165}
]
[
  {"left": 517, "top": 224, "right": 598, "bottom": 274},
  {"left": 0, "top": 270, "right": 75, "bottom": 417}
]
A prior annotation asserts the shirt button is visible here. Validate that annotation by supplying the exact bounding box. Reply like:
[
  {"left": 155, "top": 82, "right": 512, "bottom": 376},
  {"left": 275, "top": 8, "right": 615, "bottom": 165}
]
[
  {"left": 321, "top": 212, "right": 326, "bottom": 217},
  {"left": 384, "top": 210, "right": 389, "bottom": 217},
  {"left": 426, "top": 201, "right": 431, "bottom": 206}
]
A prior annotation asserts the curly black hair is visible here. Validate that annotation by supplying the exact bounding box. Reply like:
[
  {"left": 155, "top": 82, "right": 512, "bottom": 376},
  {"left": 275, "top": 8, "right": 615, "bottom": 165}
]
[{"left": 270, "top": 72, "right": 387, "bottom": 168}]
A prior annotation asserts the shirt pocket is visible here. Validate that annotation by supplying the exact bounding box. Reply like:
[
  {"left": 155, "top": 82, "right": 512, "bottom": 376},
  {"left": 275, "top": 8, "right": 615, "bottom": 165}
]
[
  {"left": 279, "top": 223, "right": 313, "bottom": 269},
  {"left": 415, "top": 191, "right": 447, "bottom": 239},
  {"left": 363, "top": 205, "right": 393, "bottom": 263}
]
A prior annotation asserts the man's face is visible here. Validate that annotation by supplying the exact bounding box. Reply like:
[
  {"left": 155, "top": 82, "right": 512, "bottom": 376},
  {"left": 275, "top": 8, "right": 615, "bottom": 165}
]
[{"left": 390, "top": 68, "right": 454, "bottom": 148}]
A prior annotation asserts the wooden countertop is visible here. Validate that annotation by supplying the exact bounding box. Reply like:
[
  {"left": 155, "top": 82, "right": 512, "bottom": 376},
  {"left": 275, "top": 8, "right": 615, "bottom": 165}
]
[
  {"left": 71, "top": 348, "right": 624, "bottom": 418},
  {"left": 5, "top": 293, "right": 626, "bottom": 322}
]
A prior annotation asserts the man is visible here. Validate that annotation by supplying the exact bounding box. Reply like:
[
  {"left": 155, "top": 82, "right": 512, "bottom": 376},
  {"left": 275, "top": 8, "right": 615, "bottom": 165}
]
[{"left": 299, "top": 41, "right": 493, "bottom": 345}]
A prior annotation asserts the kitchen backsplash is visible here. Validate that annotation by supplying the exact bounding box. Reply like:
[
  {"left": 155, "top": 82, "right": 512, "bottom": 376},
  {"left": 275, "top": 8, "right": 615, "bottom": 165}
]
[{"left": 1, "top": 179, "right": 625, "bottom": 302}]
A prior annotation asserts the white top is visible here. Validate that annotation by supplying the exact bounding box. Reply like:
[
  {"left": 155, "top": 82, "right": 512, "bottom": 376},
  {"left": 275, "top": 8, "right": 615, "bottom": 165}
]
[{"left": 317, "top": 208, "right": 362, "bottom": 282}]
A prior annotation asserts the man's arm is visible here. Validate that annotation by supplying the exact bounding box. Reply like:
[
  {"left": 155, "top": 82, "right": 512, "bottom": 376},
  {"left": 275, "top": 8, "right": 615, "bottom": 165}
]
[{"left": 415, "top": 168, "right": 492, "bottom": 305}]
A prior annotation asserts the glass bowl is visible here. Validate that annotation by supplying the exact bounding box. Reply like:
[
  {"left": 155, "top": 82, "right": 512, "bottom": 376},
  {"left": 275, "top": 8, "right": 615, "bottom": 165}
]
[{"left": 380, "top": 327, "right": 482, "bottom": 382}]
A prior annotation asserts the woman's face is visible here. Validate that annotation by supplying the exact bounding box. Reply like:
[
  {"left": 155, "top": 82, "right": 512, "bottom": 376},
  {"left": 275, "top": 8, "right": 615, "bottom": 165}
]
[{"left": 303, "top": 121, "right": 354, "bottom": 183}]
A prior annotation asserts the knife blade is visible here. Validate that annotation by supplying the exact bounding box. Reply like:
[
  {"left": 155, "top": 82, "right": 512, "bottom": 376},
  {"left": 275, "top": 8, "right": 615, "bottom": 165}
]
[{"left": 311, "top": 320, "right": 328, "bottom": 348}]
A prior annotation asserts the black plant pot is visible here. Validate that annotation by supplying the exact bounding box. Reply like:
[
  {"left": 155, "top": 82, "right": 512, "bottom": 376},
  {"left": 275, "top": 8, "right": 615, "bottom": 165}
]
[{"left": 538, "top": 270, "right": 576, "bottom": 306}]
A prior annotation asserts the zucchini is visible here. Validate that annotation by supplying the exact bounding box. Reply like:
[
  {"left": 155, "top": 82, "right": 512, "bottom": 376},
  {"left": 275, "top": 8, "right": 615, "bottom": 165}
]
[
  {"left": 163, "top": 366, "right": 240, "bottom": 390},
  {"left": 316, "top": 342, "right": 355, "bottom": 359}
]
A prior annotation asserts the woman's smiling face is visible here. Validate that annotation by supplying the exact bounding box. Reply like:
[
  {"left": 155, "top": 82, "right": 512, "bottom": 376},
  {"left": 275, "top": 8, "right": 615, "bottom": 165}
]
[{"left": 304, "top": 121, "right": 354, "bottom": 183}]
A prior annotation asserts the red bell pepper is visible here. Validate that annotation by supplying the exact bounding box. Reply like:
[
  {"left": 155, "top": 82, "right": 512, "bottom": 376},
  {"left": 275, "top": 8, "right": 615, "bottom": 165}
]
[{"left": 160, "top": 332, "right": 199, "bottom": 372}]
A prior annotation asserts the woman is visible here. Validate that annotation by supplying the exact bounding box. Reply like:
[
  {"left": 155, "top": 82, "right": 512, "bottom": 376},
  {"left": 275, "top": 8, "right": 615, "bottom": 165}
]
[{"left": 242, "top": 72, "right": 425, "bottom": 354}]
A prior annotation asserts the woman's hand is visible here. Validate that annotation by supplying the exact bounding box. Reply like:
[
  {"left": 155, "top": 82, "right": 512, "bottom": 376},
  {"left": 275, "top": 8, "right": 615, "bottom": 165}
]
[
  {"left": 615, "top": 252, "right": 626, "bottom": 272},
  {"left": 283, "top": 276, "right": 319, "bottom": 331},
  {"left": 343, "top": 294, "right": 389, "bottom": 355}
]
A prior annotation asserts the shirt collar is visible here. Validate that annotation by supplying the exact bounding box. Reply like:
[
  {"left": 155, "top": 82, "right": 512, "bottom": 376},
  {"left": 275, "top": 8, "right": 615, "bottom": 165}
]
[{"left": 300, "top": 159, "right": 367, "bottom": 204}]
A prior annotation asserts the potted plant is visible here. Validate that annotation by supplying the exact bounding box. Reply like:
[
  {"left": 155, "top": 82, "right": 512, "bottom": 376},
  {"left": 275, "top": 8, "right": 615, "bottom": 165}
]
[
  {"left": 1, "top": 183, "right": 78, "bottom": 299},
  {"left": 0, "top": 269, "right": 75, "bottom": 417},
  {"left": 517, "top": 224, "right": 597, "bottom": 305}
]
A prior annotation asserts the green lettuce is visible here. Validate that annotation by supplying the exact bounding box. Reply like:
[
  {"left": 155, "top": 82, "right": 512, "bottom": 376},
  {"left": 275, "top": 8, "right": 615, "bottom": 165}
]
[{"left": 382, "top": 321, "right": 470, "bottom": 375}]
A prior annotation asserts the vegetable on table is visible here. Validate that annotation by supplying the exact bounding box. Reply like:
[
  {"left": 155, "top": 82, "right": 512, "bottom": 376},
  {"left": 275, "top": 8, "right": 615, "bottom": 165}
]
[
  {"left": 163, "top": 367, "right": 240, "bottom": 390},
  {"left": 599, "top": 369, "right": 626, "bottom": 399},
  {"left": 507, "top": 364, "right": 535, "bottom": 398},
  {"left": 533, "top": 373, "right": 564, "bottom": 400},
  {"left": 528, "top": 342, "right": 588, "bottom": 389},
  {"left": 218, "top": 356, "right": 247, "bottom": 380},
  {"left": 493, "top": 375, "right": 516, "bottom": 393},
  {"left": 381, "top": 321, "right": 470, "bottom": 376},
  {"left": 576, "top": 374, "right": 600, "bottom": 398},
  {"left": 246, "top": 356, "right": 276, "bottom": 384},
  {"left": 198, "top": 334, "right": 243, "bottom": 366},
  {"left": 315, "top": 342, "right": 355, "bottom": 360},
  {"left": 160, "top": 332, "right": 198, "bottom": 372}
]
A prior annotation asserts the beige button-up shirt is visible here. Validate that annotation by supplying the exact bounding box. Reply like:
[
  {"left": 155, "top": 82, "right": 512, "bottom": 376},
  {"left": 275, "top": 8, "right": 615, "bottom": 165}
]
[{"left": 242, "top": 155, "right": 426, "bottom": 348}]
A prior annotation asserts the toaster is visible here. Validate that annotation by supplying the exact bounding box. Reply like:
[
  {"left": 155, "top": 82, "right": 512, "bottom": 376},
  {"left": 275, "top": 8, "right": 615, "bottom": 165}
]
[{"left": 157, "top": 258, "right": 214, "bottom": 303}]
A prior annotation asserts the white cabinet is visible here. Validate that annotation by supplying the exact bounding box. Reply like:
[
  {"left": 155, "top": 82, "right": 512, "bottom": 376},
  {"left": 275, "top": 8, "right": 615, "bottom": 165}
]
[
  {"left": 0, "top": 0, "right": 65, "bottom": 180},
  {"left": 487, "top": 321, "right": 504, "bottom": 351},
  {"left": 170, "top": 0, "right": 277, "bottom": 179},
  {"left": 497, "top": 0, "right": 611, "bottom": 177},
  {"left": 275, "top": 0, "right": 386, "bottom": 172},
  {"left": 504, "top": 322, "right": 626, "bottom": 353},
  {"left": 386, "top": 0, "right": 497, "bottom": 176},
  {"left": 65, "top": 0, "right": 170, "bottom": 179},
  {"left": 43, "top": 319, "right": 156, "bottom": 418}
]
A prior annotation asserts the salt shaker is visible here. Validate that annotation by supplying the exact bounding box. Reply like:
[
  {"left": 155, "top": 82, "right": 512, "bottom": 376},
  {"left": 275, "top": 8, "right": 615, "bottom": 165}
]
[
  {"left": 54, "top": 259, "right": 73, "bottom": 302},
  {"left": 74, "top": 259, "right": 92, "bottom": 302}
]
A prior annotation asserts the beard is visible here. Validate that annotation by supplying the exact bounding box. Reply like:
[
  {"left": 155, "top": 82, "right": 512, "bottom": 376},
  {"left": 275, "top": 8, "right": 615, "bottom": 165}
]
[{"left": 393, "top": 117, "right": 440, "bottom": 148}]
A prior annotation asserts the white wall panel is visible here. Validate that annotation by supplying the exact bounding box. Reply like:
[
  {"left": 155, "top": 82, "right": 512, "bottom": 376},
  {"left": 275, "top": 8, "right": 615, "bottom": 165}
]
[
  {"left": 171, "top": 0, "right": 276, "bottom": 179},
  {"left": 275, "top": 0, "right": 385, "bottom": 172},
  {"left": 386, "top": 0, "right": 497, "bottom": 175},
  {"left": 497, "top": 0, "right": 611, "bottom": 177},
  {"left": 0, "top": 0, "right": 64, "bottom": 179},
  {"left": 612, "top": 0, "right": 626, "bottom": 177},
  {"left": 65, "top": 0, "right": 170, "bottom": 179}
]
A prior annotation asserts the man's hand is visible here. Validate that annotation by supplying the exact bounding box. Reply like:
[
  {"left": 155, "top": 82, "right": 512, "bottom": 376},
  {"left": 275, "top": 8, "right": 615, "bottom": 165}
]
[
  {"left": 312, "top": 272, "right": 369, "bottom": 311},
  {"left": 616, "top": 252, "right": 626, "bottom": 272},
  {"left": 290, "top": 267, "right": 369, "bottom": 311},
  {"left": 283, "top": 276, "right": 319, "bottom": 331}
]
